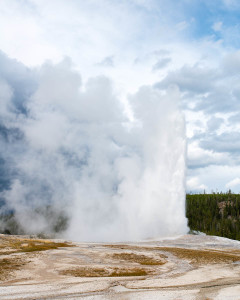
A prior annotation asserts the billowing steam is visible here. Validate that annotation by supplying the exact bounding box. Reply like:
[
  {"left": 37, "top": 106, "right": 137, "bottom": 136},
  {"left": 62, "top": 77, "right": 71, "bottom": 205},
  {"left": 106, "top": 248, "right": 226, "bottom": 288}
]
[{"left": 0, "top": 52, "right": 188, "bottom": 241}]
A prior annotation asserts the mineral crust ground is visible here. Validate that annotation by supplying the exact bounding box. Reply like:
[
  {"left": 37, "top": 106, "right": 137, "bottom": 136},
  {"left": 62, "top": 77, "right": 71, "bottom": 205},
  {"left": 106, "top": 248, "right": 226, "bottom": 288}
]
[{"left": 1, "top": 234, "right": 240, "bottom": 299}]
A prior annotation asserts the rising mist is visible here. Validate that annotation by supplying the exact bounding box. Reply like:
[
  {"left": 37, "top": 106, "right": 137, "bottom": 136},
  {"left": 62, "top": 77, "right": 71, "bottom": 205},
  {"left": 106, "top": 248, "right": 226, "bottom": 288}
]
[{"left": 0, "top": 53, "right": 188, "bottom": 241}]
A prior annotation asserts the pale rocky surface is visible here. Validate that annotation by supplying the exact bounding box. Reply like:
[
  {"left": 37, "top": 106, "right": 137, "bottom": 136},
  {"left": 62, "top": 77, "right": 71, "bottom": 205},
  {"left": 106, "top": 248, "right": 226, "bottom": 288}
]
[{"left": 1, "top": 234, "right": 240, "bottom": 299}]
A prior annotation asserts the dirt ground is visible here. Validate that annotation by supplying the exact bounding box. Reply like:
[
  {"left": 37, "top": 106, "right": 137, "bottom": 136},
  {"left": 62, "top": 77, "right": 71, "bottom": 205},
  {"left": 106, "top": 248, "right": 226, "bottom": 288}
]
[{"left": 1, "top": 233, "right": 240, "bottom": 299}]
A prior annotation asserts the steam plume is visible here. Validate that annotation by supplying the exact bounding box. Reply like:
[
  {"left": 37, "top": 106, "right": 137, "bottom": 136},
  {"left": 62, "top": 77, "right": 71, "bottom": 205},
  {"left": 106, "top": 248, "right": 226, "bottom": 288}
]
[{"left": 0, "top": 54, "right": 188, "bottom": 241}]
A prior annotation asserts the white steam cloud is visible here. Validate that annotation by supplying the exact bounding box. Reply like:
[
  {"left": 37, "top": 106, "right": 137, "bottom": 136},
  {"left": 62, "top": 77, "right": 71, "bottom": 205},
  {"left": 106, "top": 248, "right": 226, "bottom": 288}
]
[{"left": 0, "top": 56, "right": 188, "bottom": 241}]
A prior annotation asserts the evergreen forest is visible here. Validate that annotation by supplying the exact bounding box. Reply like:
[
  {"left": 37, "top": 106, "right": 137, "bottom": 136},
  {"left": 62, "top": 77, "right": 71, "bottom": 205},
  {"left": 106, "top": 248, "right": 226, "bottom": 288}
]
[{"left": 186, "top": 192, "right": 240, "bottom": 240}]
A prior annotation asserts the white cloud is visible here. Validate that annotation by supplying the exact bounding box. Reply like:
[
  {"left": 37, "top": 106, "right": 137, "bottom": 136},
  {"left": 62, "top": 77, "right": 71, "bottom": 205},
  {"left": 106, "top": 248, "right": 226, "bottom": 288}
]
[
  {"left": 97, "top": 56, "right": 114, "bottom": 67},
  {"left": 186, "top": 177, "right": 208, "bottom": 193},
  {"left": 228, "top": 112, "right": 240, "bottom": 124},
  {"left": 152, "top": 58, "right": 171, "bottom": 71},
  {"left": 156, "top": 65, "right": 219, "bottom": 94},
  {"left": 222, "top": 0, "right": 240, "bottom": 8},
  {"left": 187, "top": 165, "right": 240, "bottom": 193},
  {"left": 226, "top": 177, "right": 240, "bottom": 189},
  {"left": 176, "top": 21, "right": 189, "bottom": 31},
  {"left": 222, "top": 50, "right": 240, "bottom": 75},
  {"left": 207, "top": 116, "right": 224, "bottom": 132},
  {"left": 0, "top": 0, "right": 223, "bottom": 95},
  {"left": 212, "top": 21, "right": 223, "bottom": 32},
  {"left": 0, "top": 80, "right": 13, "bottom": 119},
  {"left": 187, "top": 141, "right": 230, "bottom": 169}
]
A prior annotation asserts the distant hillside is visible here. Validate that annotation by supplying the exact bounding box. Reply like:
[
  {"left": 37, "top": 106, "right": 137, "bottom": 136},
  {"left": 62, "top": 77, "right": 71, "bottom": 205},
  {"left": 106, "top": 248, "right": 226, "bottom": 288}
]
[{"left": 186, "top": 192, "right": 240, "bottom": 240}]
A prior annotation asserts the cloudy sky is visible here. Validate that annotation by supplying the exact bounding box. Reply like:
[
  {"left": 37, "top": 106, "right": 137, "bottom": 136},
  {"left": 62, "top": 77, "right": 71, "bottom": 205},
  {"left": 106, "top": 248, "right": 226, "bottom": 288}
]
[{"left": 1, "top": 0, "right": 240, "bottom": 194}]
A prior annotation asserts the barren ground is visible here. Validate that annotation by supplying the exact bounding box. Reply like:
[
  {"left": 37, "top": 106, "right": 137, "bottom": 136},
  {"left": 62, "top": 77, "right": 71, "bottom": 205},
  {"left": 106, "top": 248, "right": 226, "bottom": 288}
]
[{"left": 1, "top": 234, "right": 240, "bottom": 299}]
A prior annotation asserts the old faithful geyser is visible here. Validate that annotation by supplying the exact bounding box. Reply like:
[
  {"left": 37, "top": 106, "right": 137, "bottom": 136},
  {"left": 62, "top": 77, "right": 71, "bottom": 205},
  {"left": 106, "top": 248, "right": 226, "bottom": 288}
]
[{"left": 0, "top": 57, "right": 188, "bottom": 241}]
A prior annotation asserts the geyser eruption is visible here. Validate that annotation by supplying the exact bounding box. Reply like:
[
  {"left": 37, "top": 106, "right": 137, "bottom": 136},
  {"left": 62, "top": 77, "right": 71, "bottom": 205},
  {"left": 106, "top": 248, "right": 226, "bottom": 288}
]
[{"left": 0, "top": 55, "right": 188, "bottom": 241}]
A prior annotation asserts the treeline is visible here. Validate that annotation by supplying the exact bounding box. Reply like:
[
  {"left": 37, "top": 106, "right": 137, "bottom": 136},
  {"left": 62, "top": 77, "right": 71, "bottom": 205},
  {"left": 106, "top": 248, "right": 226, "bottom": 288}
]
[{"left": 186, "top": 191, "right": 240, "bottom": 240}]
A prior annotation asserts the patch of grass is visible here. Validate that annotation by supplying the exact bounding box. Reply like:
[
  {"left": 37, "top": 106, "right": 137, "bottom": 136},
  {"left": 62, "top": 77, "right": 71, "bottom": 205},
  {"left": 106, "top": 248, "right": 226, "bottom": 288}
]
[
  {"left": 104, "top": 244, "right": 167, "bottom": 255},
  {"left": 0, "top": 236, "right": 72, "bottom": 255},
  {"left": 110, "top": 268, "right": 148, "bottom": 277},
  {"left": 0, "top": 257, "right": 25, "bottom": 281},
  {"left": 60, "top": 266, "right": 149, "bottom": 277},
  {"left": 158, "top": 247, "right": 240, "bottom": 265},
  {"left": 0, "top": 235, "right": 73, "bottom": 281},
  {"left": 104, "top": 244, "right": 240, "bottom": 265},
  {"left": 20, "top": 241, "right": 71, "bottom": 253},
  {"left": 105, "top": 244, "right": 128, "bottom": 249},
  {"left": 61, "top": 267, "right": 109, "bottom": 277},
  {"left": 111, "top": 252, "right": 166, "bottom": 265}
]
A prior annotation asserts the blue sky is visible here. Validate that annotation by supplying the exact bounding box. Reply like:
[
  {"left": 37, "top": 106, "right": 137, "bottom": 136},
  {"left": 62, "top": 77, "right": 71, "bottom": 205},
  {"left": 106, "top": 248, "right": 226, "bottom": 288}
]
[
  {"left": 184, "top": 0, "right": 240, "bottom": 45},
  {"left": 0, "top": 0, "right": 240, "bottom": 193}
]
